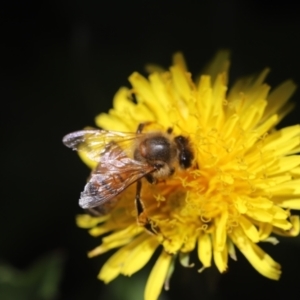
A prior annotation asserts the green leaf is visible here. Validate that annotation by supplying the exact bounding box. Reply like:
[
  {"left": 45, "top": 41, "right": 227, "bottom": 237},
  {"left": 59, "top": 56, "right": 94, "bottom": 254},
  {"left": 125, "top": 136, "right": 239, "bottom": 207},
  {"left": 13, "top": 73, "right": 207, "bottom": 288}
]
[{"left": 0, "top": 251, "right": 65, "bottom": 300}]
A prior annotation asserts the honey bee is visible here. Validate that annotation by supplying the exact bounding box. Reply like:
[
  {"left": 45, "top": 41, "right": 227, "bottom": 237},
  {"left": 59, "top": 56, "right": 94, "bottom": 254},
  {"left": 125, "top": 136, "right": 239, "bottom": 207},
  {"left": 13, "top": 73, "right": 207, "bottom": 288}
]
[{"left": 63, "top": 123, "right": 194, "bottom": 234}]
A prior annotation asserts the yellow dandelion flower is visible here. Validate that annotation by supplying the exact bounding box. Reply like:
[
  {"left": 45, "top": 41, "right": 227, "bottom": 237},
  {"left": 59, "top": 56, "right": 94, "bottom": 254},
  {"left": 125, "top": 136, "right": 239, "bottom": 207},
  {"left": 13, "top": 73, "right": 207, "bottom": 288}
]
[{"left": 65, "top": 52, "right": 300, "bottom": 300}]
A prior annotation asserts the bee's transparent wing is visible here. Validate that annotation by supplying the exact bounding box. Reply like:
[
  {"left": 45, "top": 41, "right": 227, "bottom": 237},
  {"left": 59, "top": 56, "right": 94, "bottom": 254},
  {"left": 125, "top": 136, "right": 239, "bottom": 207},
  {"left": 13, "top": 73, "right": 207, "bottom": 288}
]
[{"left": 62, "top": 129, "right": 140, "bottom": 162}]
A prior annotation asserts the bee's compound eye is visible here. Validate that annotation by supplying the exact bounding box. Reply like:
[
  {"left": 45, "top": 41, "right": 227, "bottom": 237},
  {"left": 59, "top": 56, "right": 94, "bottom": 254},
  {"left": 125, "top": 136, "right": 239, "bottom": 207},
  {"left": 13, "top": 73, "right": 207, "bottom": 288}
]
[
  {"left": 179, "top": 152, "right": 193, "bottom": 168},
  {"left": 174, "top": 135, "right": 194, "bottom": 169}
]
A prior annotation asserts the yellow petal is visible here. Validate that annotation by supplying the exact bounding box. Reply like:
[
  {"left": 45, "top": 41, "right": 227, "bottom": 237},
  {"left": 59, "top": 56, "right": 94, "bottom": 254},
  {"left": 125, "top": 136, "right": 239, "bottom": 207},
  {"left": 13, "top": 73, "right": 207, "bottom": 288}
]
[
  {"left": 221, "top": 113, "right": 239, "bottom": 140},
  {"left": 254, "top": 114, "right": 278, "bottom": 138},
  {"left": 95, "top": 112, "right": 132, "bottom": 131},
  {"left": 98, "top": 234, "right": 153, "bottom": 282},
  {"left": 271, "top": 219, "right": 292, "bottom": 230},
  {"left": 144, "top": 250, "right": 173, "bottom": 300},
  {"left": 240, "top": 100, "right": 267, "bottom": 132},
  {"left": 88, "top": 225, "right": 114, "bottom": 237},
  {"left": 258, "top": 222, "right": 273, "bottom": 240},
  {"left": 76, "top": 214, "right": 108, "bottom": 228},
  {"left": 202, "top": 50, "right": 230, "bottom": 84},
  {"left": 88, "top": 236, "right": 132, "bottom": 257},
  {"left": 250, "top": 197, "right": 273, "bottom": 209},
  {"left": 263, "top": 125, "right": 300, "bottom": 152},
  {"left": 228, "top": 68, "right": 270, "bottom": 104},
  {"left": 170, "top": 65, "right": 192, "bottom": 106},
  {"left": 197, "top": 233, "right": 212, "bottom": 268},
  {"left": 278, "top": 199, "right": 300, "bottom": 209},
  {"left": 213, "top": 246, "right": 228, "bottom": 273},
  {"left": 231, "top": 229, "right": 281, "bottom": 280},
  {"left": 246, "top": 207, "right": 273, "bottom": 223},
  {"left": 268, "top": 179, "right": 300, "bottom": 196},
  {"left": 196, "top": 75, "right": 212, "bottom": 124},
  {"left": 210, "top": 73, "right": 227, "bottom": 129},
  {"left": 234, "top": 196, "right": 248, "bottom": 214},
  {"left": 121, "top": 236, "right": 159, "bottom": 276},
  {"left": 263, "top": 80, "right": 297, "bottom": 122},
  {"left": 172, "top": 52, "right": 188, "bottom": 72},
  {"left": 239, "top": 216, "right": 260, "bottom": 242},
  {"left": 78, "top": 150, "right": 97, "bottom": 169},
  {"left": 214, "top": 211, "right": 228, "bottom": 251},
  {"left": 227, "top": 239, "right": 237, "bottom": 261},
  {"left": 273, "top": 215, "right": 300, "bottom": 237},
  {"left": 102, "top": 224, "right": 141, "bottom": 242},
  {"left": 98, "top": 245, "right": 131, "bottom": 283},
  {"left": 129, "top": 72, "right": 169, "bottom": 125},
  {"left": 267, "top": 156, "right": 300, "bottom": 176},
  {"left": 112, "top": 87, "right": 135, "bottom": 112}
]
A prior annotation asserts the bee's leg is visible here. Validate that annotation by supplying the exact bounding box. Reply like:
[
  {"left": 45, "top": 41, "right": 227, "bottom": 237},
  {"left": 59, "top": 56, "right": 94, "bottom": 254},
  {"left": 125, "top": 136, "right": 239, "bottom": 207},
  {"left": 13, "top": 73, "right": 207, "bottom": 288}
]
[
  {"left": 136, "top": 122, "right": 153, "bottom": 134},
  {"left": 86, "top": 207, "right": 103, "bottom": 216},
  {"left": 135, "top": 179, "right": 158, "bottom": 235}
]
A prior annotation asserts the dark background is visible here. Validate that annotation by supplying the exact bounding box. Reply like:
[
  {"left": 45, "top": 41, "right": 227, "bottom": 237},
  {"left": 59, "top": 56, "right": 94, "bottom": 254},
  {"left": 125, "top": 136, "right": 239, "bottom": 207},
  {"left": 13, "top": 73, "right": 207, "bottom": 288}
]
[{"left": 2, "top": 1, "right": 300, "bottom": 299}]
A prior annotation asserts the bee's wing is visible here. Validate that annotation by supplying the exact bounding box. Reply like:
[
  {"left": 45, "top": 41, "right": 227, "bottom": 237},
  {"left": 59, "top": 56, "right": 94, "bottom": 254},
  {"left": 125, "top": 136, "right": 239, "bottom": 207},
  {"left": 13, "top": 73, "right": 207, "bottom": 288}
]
[
  {"left": 62, "top": 129, "right": 140, "bottom": 162},
  {"left": 79, "top": 144, "right": 154, "bottom": 209}
]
